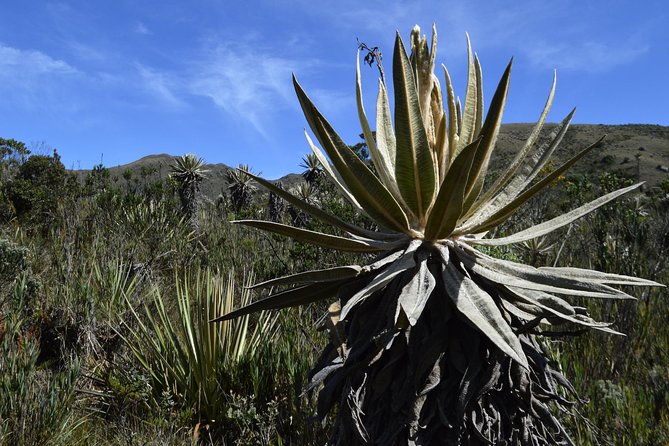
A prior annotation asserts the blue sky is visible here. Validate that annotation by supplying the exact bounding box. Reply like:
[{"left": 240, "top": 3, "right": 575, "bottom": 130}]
[{"left": 1, "top": 0, "right": 667, "bottom": 179}]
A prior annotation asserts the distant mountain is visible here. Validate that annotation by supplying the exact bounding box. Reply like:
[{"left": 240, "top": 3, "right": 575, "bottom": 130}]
[
  {"left": 71, "top": 153, "right": 305, "bottom": 199},
  {"left": 72, "top": 124, "right": 669, "bottom": 198}
]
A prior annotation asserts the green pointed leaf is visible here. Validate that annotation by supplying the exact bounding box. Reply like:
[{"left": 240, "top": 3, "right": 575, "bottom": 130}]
[
  {"left": 537, "top": 266, "right": 663, "bottom": 287},
  {"left": 424, "top": 138, "right": 481, "bottom": 240},
  {"left": 294, "top": 76, "right": 410, "bottom": 233},
  {"left": 242, "top": 169, "right": 397, "bottom": 241},
  {"left": 469, "top": 109, "right": 575, "bottom": 226},
  {"left": 356, "top": 54, "right": 402, "bottom": 203},
  {"left": 249, "top": 265, "right": 362, "bottom": 290},
  {"left": 393, "top": 32, "right": 437, "bottom": 220},
  {"left": 439, "top": 246, "right": 528, "bottom": 368},
  {"left": 458, "top": 34, "right": 479, "bottom": 149},
  {"left": 340, "top": 240, "right": 421, "bottom": 319},
  {"left": 473, "top": 55, "right": 484, "bottom": 136},
  {"left": 304, "top": 131, "right": 363, "bottom": 211},
  {"left": 463, "top": 59, "right": 512, "bottom": 209},
  {"left": 376, "top": 79, "right": 397, "bottom": 175},
  {"left": 397, "top": 257, "right": 436, "bottom": 325},
  {"left": 233, "top": 220, "right": 387, "bottom": 252},
  {"left": 213, "top": 281, "right": 343, "bottom": 321},
  {"left": 456, "top": 97, "right": 463, "bottom": 138},
  {"left": 471, "top": 182, "right": 642, "bottom": 246},
  {"left": 465, "top": 135, "right": 605, "bottom": 234},
  {"left": 457, "top": 244, "right": 640, "bottom": 298},
  {"left": 442, "top": 65, "right": 459, "bottom": 162},
  {"left": 506, "top": 287, "right": 624, "bottom": 335},
  {"left": 435, "top": 112, "right": 449, "bottom": 182},
  {"left": 464, "top": 75, "right": 558, "bottom": 221},
  {"left": 455, "top": 247, "right": 632, "bottom": 299}
]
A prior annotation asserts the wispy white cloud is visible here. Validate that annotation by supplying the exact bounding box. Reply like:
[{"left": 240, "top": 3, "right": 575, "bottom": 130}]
[
  {"left": 0, "top": 43, "right": 82, "bottom": 109},
  {"left": 136, "top": 63, "right": 185, "bottom": 108},
  {"left": 0, "top": 43, "right": 78, "bottom": 77},
  {"left": 189, "top": 43, "right": 298, "bottom": 136}
]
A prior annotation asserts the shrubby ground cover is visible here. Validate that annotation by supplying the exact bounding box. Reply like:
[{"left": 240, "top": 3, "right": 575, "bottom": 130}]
[
  {"left": 0, "top": 143, "right": 665, "bottom": 445},
  {"left": 0, "top": 26, "right": 667, "bottom": 445}
]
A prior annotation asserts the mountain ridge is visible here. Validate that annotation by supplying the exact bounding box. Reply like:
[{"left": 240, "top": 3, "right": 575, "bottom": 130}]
[{"left": 72, "top": 123, "right": 669, "bottom": 197}]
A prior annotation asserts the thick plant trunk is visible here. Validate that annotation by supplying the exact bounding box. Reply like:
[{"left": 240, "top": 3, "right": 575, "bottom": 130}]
[{"left": 310, "top": 250, "right": 577, "bottom": 445}]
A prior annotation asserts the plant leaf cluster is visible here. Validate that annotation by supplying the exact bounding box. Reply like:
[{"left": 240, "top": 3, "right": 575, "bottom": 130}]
[{"left": 217, "top": 25, "right": 662, "bottom": 444}]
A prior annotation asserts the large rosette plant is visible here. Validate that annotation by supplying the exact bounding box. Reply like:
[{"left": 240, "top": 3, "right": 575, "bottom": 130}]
[{"left": 215, "top": 25, "right": 660, "bottom": 445}]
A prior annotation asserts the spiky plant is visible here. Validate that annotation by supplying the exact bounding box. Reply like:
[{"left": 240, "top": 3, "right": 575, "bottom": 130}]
[
  {"left": 267, "top": 181, "right": 286, "bottom": 223},
  {"left": 292, "top": 182, "right": 318, "bottom": 205},
  {"left": 121, "top": 270, "right": 277, "bottom": 424},
  {"left": 289, "top": 182, "right": 318, "bottom": 227},
  {"left": 170, "top": 154, "right": 209, "bottom": 227},
  {"left": 300, "top": 153, "right": 324, "bottom": 186},
  {"left": 226, "top": 164, "right": 257, "bottom": 214},
  {"left": 215, "top": 25, "right": 661, "bottom": 445}
]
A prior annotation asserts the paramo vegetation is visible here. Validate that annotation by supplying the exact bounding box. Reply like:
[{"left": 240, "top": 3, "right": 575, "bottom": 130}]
[{"left": 1, "top": 25, "right": 669, "bottom": 445}]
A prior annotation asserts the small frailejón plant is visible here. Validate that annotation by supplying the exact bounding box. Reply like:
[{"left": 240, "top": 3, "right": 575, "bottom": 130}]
[
  {"left": 170, "top": 153, "right": 209, "bottom": 227},
  {"left": 214, "top": 25, "right": 661, "bottom": 445},
  {"left": 300, "top": 152, "right": 325, "bottom": 186},
  {"left": 226, "top": 163, "right": 257, "bottom": 214}
]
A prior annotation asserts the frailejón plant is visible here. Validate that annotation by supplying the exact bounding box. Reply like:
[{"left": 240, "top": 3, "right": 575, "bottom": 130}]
[
  {"left": 226, "top": 164, "right": 257, "bottom": 213},
  {"left": 170, "top": 153, "right": 208, "bottom": 226},
  {"left": 215, "top": 25, "right": 661, "bottom": 445},
  {"left": 300, "top": 153, "right": 324, "bottom": 185}
]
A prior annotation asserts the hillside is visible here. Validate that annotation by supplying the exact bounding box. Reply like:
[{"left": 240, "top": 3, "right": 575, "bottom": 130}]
[
  {"left": 75, "top": 123, "right": 669, "bottom": 197},
  {"left": 492, "top": 123, "right": 669, "bottom": 190}
]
